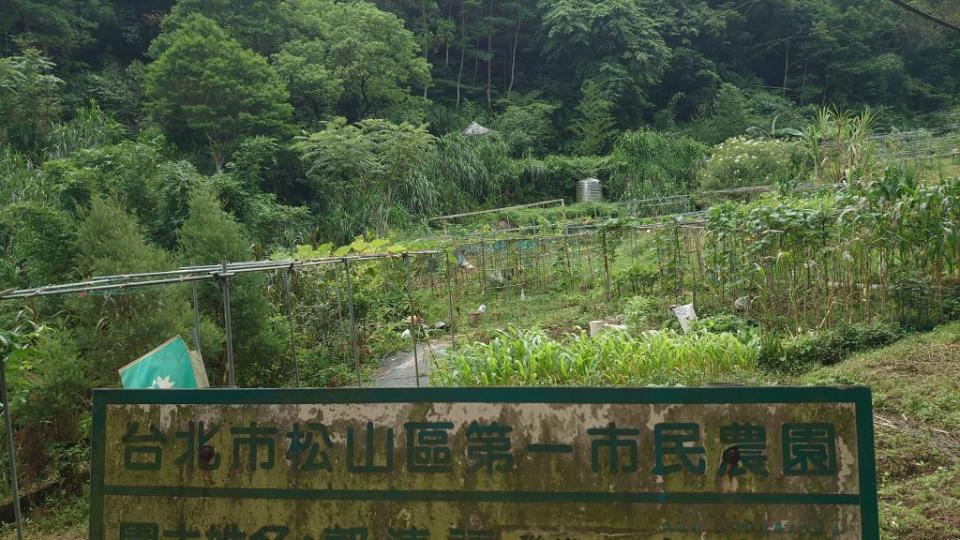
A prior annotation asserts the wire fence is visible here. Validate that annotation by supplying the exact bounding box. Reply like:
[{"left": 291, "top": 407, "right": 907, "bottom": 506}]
[{"left": 3, "top": 184, "right": 959, "bottom": 531}]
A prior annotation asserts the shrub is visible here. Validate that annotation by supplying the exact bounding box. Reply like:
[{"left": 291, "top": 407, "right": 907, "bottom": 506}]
[
  {"left": 0, "top": 49, "right": 64, "bottom": 158},
  {"left": 743, "top": 91, "right": 806, "bottom": 133},
  {"left": 691, "top": 314, "right": 759, "bottom": 346},
  {"left": 944, "top": 282, "right": 960, "bottom": 323},
  {"left": 623, "top": 295, "right": 662, "bottom": 330},
  {"left": 45, "top": 102, "right": 126, "bottom": 160},
  {"left": 613, "top": 264, "right": 659, "bottom": 297},
  {"left": 294, "top": 117, "right": 438, "bottom": 241},
  {"left": 297, "top": 347, "right": 359, "bottom": 388},
  {"left": 698, "top": 135, "right": 804, "bottom": 192},
  {"left": 761, "top": 322, "right": 904, "bottom": 372},
  {"left": 755, "top": 333, "right": 784, "bottom": 371},
  {"left": 367, "top": 324, "right": 410, "bottom": 360},
  {"left": 5, "top": 321, "right": 89, "bottom": 488},
  {"left": 0, "top": 145, "right": 39, "bottom": 204},
  {"left": 179, "top": 185, "right": 285, "bottom": 386},
  {"left": 891, "top": 272, "right": 938, "bottom": 331},
  {"left": 692, "top": 314, "right": 751, "bottom": 334},
  {"left": 684, "top": 83, "right": 749, "bottom": 145},
  {"left": 40, "top": 138, "right": 206, "bottom": 249}
]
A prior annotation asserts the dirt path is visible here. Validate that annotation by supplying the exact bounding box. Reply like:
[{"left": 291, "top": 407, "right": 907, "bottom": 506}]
[{"left": 371, "top": 338, "right": 450, "bottom": 387}]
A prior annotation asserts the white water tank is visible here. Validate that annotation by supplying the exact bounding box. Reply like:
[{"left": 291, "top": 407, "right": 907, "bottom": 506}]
[{"left": 576, "top": 178, "right": 602, "bottom": 202}]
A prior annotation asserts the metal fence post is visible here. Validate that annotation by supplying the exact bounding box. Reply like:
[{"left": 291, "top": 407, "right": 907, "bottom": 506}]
[
  {"left": 0, "top": 354, "right": 23, "bottom": 540},
  {"left": 343, "top": 258, "right": 362, "bottom": 387},
  {"left": 282, "top": 265, "right": 300, "bottom": 388},
  {"left": 479, "top": 230, "right": 487, "bottom": 296},
  {"left": 190, "top": 281, "right": 202, "bottom": 354},
  {"left": 218, "top": 261, "right": 236, "bottom": 388},
  {"left": 601, "top": 227, "right": 611, "bottom": 303},
  {"left": 445, "top": 250, "right": 456, "bottom": 350},
  {"left": 403, "top": 255, "right": 421, "bottom": 388}
]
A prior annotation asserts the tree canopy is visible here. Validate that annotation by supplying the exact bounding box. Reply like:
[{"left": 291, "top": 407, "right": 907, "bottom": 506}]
[
  {"left": 0, "top": 0, "right": 955, "bottom": 251},
  {"left": 285, "top": 0, "right": 432, "bottom": 121},
  {"left": 144, "top": 14, "right": 292, "bottom": 169}
]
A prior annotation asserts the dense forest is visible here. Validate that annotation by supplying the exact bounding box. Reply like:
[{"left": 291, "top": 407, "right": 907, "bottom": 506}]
[{"left": 1, "top": 1, "right": 958, "bottom": 248}]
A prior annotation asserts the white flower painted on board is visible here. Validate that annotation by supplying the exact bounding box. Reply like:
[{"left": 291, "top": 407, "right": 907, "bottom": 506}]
[{"left": 151, "top": 376, "right": 175, "bottom": 389}]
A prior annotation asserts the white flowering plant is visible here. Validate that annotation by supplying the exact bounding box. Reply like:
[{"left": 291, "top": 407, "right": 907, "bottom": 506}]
[{"left": 698, "top": 136, "right": 804, "bottom": 192}]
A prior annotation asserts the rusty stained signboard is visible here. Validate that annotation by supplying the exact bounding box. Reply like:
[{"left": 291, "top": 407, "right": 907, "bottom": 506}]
[{"left": 91, "top": 387, "right": 879, "bottom": 540}]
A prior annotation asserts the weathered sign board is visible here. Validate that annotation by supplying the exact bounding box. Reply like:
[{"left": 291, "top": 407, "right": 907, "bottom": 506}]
[{"left": 91, "top": 387, "right": 878, "bottom": 540}]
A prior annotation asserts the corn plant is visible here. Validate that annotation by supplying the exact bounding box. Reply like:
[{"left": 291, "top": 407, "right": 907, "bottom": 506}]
[{"left": 431, "top": 327, "right": 759, "bottom": 387}]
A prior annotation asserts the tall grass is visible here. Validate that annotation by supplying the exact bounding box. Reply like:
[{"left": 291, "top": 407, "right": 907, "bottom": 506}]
[
  {"left": 802, "top": 107, "right": 881, "bottom": 186},
  {"left": 431, "top": 327, "right": 758, "bottom": 387},
  {"left": 607, "top": 130, "right": 707, "bottom": 200}
]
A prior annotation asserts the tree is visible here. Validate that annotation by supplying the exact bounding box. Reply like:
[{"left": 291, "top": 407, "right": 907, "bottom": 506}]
[
  {"left": 70, "top": 197, "right": 192, "bottom": 385},
  {"left": 271, "top": 40, "right": 343, "bottom": 126},
  {"left": 40, "top": 138, "right": 204, "bottom": 249},
  {"left": 0, "top": 203, "right": 77, "bottom": 288},
  {"left": 144, "top": 15, "right": 292, "bottom": 170},
  {"left": 570, "top": 81, "right": 618, "bottom": 155},
  {"left": 89, "top": 0, "right": 173, "bottom": 64},
  {"left": 76, "top": 61, "right": 147, "bottom": 129},
  {"left": 0, "top": 49, "right": 63, "bottom": 158},
  {"left": 644, "top": 1, "right": 725, "bottom": 120},
  {"left": 282, "top": 0, "right": 431, "bottom": 121},
  {"left": 294, "top": 117, "right": 438, "bottom": 240},
  {"left": 150, "top": 0, "right": 285, "bottom": 56},
  {"left": 539, "top": 0, "right": 670, "bottom": 121},
  {"left": 178, "top": 184, "right": 284, "bottom": 385},
  {"left": 371, "top": 0, "right": 443, "bottom": 98},
  {"left": 0, "top": 0, "right": 100, "bottom": 63}
]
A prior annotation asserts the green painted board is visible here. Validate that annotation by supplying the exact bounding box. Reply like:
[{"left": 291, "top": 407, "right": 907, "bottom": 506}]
[
  {"left": 90, "top": 387, "right": 879, "bottom": 539},
  {"left": 118, "top": 336, "right": 201, "bottom": 389}
]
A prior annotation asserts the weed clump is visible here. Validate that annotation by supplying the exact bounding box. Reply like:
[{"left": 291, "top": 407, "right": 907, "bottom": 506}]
[{"left": 759, "top": 322, "right": 904, "bottom": 372}]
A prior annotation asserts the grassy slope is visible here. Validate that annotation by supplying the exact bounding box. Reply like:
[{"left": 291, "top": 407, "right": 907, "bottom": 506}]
[
  {"left": 800, "top": 322, "right": 960, "bottom": 539},
  {"left": 0, "top": 492, "right": 86, "bottom": 539}
]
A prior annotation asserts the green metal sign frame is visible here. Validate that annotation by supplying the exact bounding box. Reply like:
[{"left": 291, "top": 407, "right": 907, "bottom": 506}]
[{"left": 90, "top": 386, "right": 879, "bottom": 539}]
